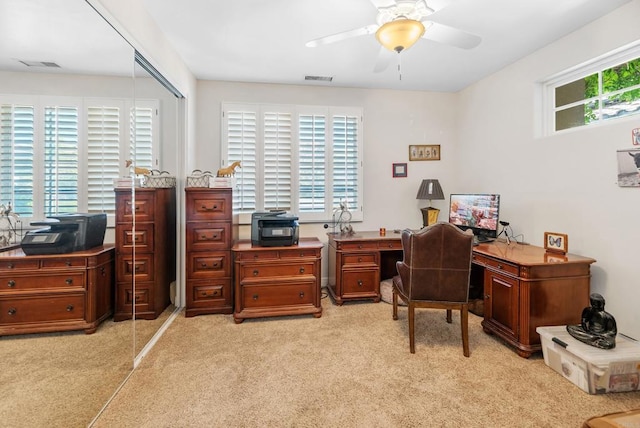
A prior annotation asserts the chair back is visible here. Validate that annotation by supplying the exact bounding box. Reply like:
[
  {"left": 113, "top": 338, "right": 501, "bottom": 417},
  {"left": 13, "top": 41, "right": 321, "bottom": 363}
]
[{"left": 398, "top": 222, "right": 474, "bottom": 302}]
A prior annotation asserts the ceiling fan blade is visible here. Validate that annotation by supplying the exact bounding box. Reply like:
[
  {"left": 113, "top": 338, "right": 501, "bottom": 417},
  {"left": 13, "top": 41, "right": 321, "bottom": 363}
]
[
  {"left": 373, "top": 46, "right": 395, "bottom": 73},
  {"left": 368, "top": 0, "right": 397, "bottom": 9},
  {"left": 422, "top": 21, "right": 481, "bottom": 50},
  {"left": 306, "top": 24, "right": 379, "bottom": 48}
]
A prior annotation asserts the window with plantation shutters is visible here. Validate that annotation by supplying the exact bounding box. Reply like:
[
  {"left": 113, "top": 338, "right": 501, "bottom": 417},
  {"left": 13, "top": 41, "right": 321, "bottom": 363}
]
[
  {"left": 222, "top": 103, "right": 363, "bottom": 223},
  {"left": 1, "top": 104, "right": 35, "bottom": 216},
  {"left": 0, "top": 95, "right": 159, "bottom": 224}
]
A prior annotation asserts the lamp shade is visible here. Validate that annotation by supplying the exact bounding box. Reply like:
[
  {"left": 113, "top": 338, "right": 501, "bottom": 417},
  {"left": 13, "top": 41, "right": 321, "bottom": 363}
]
[
  {"left": 375, "top": 18, "right": 425, "bottom": 53},
  {"left": 416, "top": 179, "right": 444, "bottom": 201}
]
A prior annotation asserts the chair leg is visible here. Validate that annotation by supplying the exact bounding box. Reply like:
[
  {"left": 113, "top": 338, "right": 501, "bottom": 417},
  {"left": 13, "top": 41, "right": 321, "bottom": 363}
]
[
  {"left": 409, "top": 303, "right": 415, "bottom": 353},
  {"left": 461, "top": 304, "right": 470, "bottom": 357},
  {"left": 446, "top": 309, "right": 452, "bottom": 323},
  {"left": 392, "top": 288, "right": 398, "bottom": 320}
]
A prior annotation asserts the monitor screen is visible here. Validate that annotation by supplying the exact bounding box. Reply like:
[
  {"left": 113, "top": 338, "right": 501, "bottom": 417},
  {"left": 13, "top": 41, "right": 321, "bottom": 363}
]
[{"left": 448, "top": 194, "right": 500, "bottom": 238}]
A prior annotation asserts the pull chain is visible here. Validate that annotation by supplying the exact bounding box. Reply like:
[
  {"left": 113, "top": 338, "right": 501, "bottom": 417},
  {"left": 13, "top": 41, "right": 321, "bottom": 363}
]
[{"left": 397, "top": 53, "right": 402, "bottom": 81}]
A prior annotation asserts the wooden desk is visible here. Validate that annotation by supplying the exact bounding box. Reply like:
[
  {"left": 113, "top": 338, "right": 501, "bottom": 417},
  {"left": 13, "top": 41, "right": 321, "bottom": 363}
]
[
  {"left": 0, "top": 245, "right": 115, "bottom": 335},
  {"left": 327, "top": 232, "right": 596, "bottom": 358}
]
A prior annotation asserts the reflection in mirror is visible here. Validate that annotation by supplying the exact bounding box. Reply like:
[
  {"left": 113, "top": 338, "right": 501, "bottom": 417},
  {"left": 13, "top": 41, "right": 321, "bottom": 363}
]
[
  {"left": 130, "top": 52, "right": 183, "bottom": 358},
  {"left": 0, "top": 0, "right": 137, "bottom": 425}
]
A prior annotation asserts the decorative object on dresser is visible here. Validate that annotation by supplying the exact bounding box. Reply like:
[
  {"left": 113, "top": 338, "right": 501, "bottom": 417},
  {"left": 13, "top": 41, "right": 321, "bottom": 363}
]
[
  {"left": 416, "top": 179, "right": 444, "bottom": 227},
  {"left": 392, "top": 224, "right": 475, "bottom": 356},
  {"left": 231, "top": 238, "right": 323, "bottom": 323},
  {"left": 0, "top": 245, "right": 114, "bottom": 335},
  {"left": 216, "top": 161, "right": 241, "bottom": 177},
  {"left": 327, "top": 231, "right": 403, "bottom": 305},
  {"left": 114, "top": 187, "right": 176, "bottom": 321},
  {"left": 185, "top": 187, "right": 237, "bottom": 317}
]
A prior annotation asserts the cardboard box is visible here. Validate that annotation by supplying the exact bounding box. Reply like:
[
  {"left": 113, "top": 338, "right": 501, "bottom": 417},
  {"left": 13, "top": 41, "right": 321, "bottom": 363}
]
[{"left": 537, "top": 326, "right": 640, "bottom": 394}]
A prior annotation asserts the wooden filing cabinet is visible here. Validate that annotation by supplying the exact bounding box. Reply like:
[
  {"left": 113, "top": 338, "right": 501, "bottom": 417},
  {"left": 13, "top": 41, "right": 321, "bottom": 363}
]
[
  {"left": 185, "top": 187, "right": 237, "bottom": 317},
  {"left": 0, "top": 245, "right": 114, "bottom": 335},
  {"left": 327, "top": 231, "right": 402, "bottom": 305},
  {"left": 232, "top": 238, "right": 323, "bottom": 323},
  {"left": 114, "top": 187, "right": 176, "bottom": 321}
]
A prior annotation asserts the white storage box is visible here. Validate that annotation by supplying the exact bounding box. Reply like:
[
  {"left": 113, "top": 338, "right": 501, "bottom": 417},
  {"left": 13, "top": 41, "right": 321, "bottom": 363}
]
[{"left": 537, "top": 325, "right": 640, "bottom": 394}]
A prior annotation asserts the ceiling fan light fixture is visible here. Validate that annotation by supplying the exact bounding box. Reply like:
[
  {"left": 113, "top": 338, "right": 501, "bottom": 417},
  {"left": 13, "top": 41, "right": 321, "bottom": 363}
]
[{"left": 375, "top": 18, "right": 425, "bottom": 53}]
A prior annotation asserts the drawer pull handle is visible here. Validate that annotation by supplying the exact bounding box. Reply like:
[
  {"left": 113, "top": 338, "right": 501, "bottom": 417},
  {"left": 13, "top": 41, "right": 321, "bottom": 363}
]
[
  {"left": 253, "top": 294, "right": 259, "bottom": 300},
  {"left": 484, "top": 294, "right": 490, "bottom": 299},
  {"left": 358, "top": 244, "right": 363, "bottom": 249},
  {"left": 299, "top": 267, "right": 305, "bottom": 274},
  {"left": 253, "top": 269, "right": 259, "bottom": 276},
  {"left": 300, "top": 252, "right": 305, "bottom": 257},
  {"left": 7, "top": 280, "right": 15, "bottom": 288},
  {"left": 7, "top": 263, "right": 14, "bottom": 269},
  {"left": 357, "top": 279, "right": 363, "bottom": 287},
  {"left": 65, "top": 261, "right": 72, "bottom": 266},
  {"left": 388, "top": 244, "right": 393, "bottom": 248},
  {"left": 100, "top": 267, "right": 106, "bottom": 276},
  {"left": 299, "top": 292, "right": 305, "bottom": 298},
  {"left": 134, "top": 206, "right": 140, "bottom": 211},
  {"left": 358, "top": 257, "right": 362, "bottom": 262},
  {"left": 65, "top": 278, "right": 73, "bottom": 285},
  {"left": 497, "top": 264, "right": 503, "bottom": 269},
  {"left": 66, "top": 304, "right": 74, "bottom": 312},
  {"left": 8, "top": 308, "right": 16, "bottom": 316},
  {"left": 213, "top": 234, "right": 219, "bottom": 239}
]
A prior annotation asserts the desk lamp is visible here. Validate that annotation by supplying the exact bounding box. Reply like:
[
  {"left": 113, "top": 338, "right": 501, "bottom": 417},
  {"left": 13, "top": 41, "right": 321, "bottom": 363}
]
[{"left": 416, "top": 179, "right": 444, "bottom": 227}]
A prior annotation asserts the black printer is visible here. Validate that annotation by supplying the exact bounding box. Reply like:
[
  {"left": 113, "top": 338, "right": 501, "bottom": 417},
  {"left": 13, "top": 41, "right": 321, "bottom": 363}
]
[
  {"left": 251, "top": 211, "right": 299, "bottom": 247},
  {"left": 21, "top": 213, "right": 107, "bottom": 255}
]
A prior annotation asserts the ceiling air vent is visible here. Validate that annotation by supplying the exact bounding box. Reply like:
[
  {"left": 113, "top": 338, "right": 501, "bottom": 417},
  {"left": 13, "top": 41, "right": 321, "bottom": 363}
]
[
  {"left": 18, "top": 60, "right": 61, "bottom": 68},
  {"left": 305, "top": 75, "right": 333, "bottom": 82}
]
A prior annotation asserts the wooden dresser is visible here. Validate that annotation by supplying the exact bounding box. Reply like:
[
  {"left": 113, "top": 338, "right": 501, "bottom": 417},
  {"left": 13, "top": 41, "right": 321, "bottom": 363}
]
[
  {"left": 185, "top": 187, "right": 237, "bottom": 317},
  {"left": 0, "top": 245, "right": 114, "bottom": 335},
  {"left": 114, "top": 187, "right": 176, "bottom": 321},
  {"left": 231, "top": 238, "right": 323, "bottom": 323}
]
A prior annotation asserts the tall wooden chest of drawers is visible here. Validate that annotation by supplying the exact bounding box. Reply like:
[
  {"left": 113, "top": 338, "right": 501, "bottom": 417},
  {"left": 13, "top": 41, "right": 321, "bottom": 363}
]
[
  {"left": 231, "top": 238, "right": 323, "bottom": 323},
  {"left": 185, "top": 187, "right": 237, "bottom": 317},
  {"left": 0, "top": 245, "right": 114, "bottom": 335},
  {"left": 114, "top": 187, "right": 176, "bottom": 321}
]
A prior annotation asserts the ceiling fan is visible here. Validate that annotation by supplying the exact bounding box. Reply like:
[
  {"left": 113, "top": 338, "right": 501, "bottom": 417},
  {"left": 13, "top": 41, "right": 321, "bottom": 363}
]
[{"left": 306, "top": 0, "right": 481, "bottom": 72}]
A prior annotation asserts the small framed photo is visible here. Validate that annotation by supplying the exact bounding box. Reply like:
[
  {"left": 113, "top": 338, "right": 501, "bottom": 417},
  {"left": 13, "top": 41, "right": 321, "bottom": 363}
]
[
  {"left": 392, "top": 163, "right": 407, "bottom": 177},
  {"left": 409, "top": 145, "right": 440, "bottom": 161},
  {"left": 633, "top": 127, "right": 640, "bottom": 145},
  {"left": 544, "top": 232, "right": 568, "bottom": 254}
]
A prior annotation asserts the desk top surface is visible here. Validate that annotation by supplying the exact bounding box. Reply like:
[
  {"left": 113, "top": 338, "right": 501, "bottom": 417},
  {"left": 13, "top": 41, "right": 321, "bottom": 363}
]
[
  {"left": 0, "top": 244, "right": 115, "bottom": 260},
  {"left": 328, "top": 231, "right": 596, "bottom": 266}
]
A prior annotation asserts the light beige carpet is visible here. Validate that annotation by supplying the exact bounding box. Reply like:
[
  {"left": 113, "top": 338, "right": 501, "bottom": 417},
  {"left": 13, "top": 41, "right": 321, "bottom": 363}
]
[{"left": 93, "top": 297, "right": 640, "bottom": 427}]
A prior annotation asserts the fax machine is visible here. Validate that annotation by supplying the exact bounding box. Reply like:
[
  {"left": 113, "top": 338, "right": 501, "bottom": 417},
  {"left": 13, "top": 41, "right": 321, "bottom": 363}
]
[
  {"left": 21, "top": 213, "right": 107, "bottom": 255},
  {"left": 251, "top": 211, "right": 299, "bottom": 247}
]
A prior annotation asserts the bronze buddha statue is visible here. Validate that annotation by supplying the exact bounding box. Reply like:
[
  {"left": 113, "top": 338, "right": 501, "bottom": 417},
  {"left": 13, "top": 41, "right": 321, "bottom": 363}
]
[{"left": 566, "top": 293, "right": 617, "bottom": 349}]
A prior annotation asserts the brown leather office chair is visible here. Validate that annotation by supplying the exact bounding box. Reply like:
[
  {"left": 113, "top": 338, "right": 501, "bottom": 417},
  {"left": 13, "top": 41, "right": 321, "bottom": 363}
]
[{"left": 392, "top": 222, "right": 475, "bottom": 356}]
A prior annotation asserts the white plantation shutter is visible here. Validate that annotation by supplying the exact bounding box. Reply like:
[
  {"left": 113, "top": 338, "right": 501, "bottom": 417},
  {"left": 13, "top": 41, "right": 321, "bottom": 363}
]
[
  {"left": 332, "top": 112, "right": 360, "bottom": 212},
  {"left": 298, "top": 113, "right": 326, "bottom": 212},
  {"left": 43, "top": 105, "right": 79, "bottom": 215},
  {"left": 222, "top": 103, "right": 363, "bottom": 222},
  {"left": 130, "top": 105, "right": 154, "bottom": 171},
  {"left": 226, "top": 108, "right": 257, "bottom": 212},
  {"left": 1, "top": 104, "right": 35, "bottom": 216},
  {"left": 87, "top": 106, "right": 120, "bottom": 213},
  {"left": 263, "top": 110, "right": 292, "bottom": 211}
]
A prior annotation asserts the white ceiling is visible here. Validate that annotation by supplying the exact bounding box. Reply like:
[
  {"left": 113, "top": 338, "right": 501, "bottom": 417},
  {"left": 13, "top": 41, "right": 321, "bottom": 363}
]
[{"left": 0, "top": 0, "right": 633, "bottom": 92}]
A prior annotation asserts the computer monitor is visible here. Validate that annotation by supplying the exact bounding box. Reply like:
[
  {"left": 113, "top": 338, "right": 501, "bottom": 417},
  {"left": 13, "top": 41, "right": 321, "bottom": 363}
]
[{"left": 448, "top": 194, "right": 500, "bottom": 240}]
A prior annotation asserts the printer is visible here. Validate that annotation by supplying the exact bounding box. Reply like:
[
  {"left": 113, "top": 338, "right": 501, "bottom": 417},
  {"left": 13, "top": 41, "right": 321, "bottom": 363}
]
[
  {"left": 251, "top": 211, "right": 299, "bottom": 247},
  {"left": 21, "top": 213, "right": 107, "bottom": 255}
]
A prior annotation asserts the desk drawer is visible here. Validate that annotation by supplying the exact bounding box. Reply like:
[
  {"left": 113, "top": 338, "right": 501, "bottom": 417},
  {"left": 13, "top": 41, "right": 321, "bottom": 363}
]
[
  {"left": 0, "top": 294, "right": 85, "bottom": 323},
  {"left": 187, "top": 222, "right": 231, "bottom": 250},
  {"left": 340, "top": 242, "right": 379, "bottom": 251},
  {"left": 0, "top": 259, "right": 40, "bottom": 271},
  {"left": 41, "top": 257, "right": 87, "bottom": 269},
  {"left": 117, "top": 254, "right": 154, "bottom": 281},
  {"left": 236, "top": 251, "right": 279, "bottom": 261},
  {"left": 117, "top": 223, "right": 154, "bottom": 252},
  {"left": 378, "top": 240, "right": 402, "bottom": 250},
  {"left": 343, "top": 253, "right": 378, "bottom": 267},
  {"left": 242, "top": 282, "right": 315, "bottom": 308},
  {"left": 279, "top": 248, "right": 320, "bottom": 259},
  {"left": 186, "top": 193, "right": 231, "bottom": 221},
  {"left": 482, "top": 257, "right": 519, "bottom": 276},
  {"left": 342, "top": 270, "right": 378, "bottom": 294}
]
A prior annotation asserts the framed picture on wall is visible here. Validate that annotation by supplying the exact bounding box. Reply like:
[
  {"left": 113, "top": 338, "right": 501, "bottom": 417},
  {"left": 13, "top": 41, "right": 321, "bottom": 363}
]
[
  {"left": 409, "top": 145, "right": 440, "bottom": 161},
  {"left": 616, "top": 148, "right": 640, "bottom": 187},
  {"left": 392, "top": 163, "right": 407, "bottom": 177},
  {"left": 544, "top": 232, "right": 568, "bottom": 254}
]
